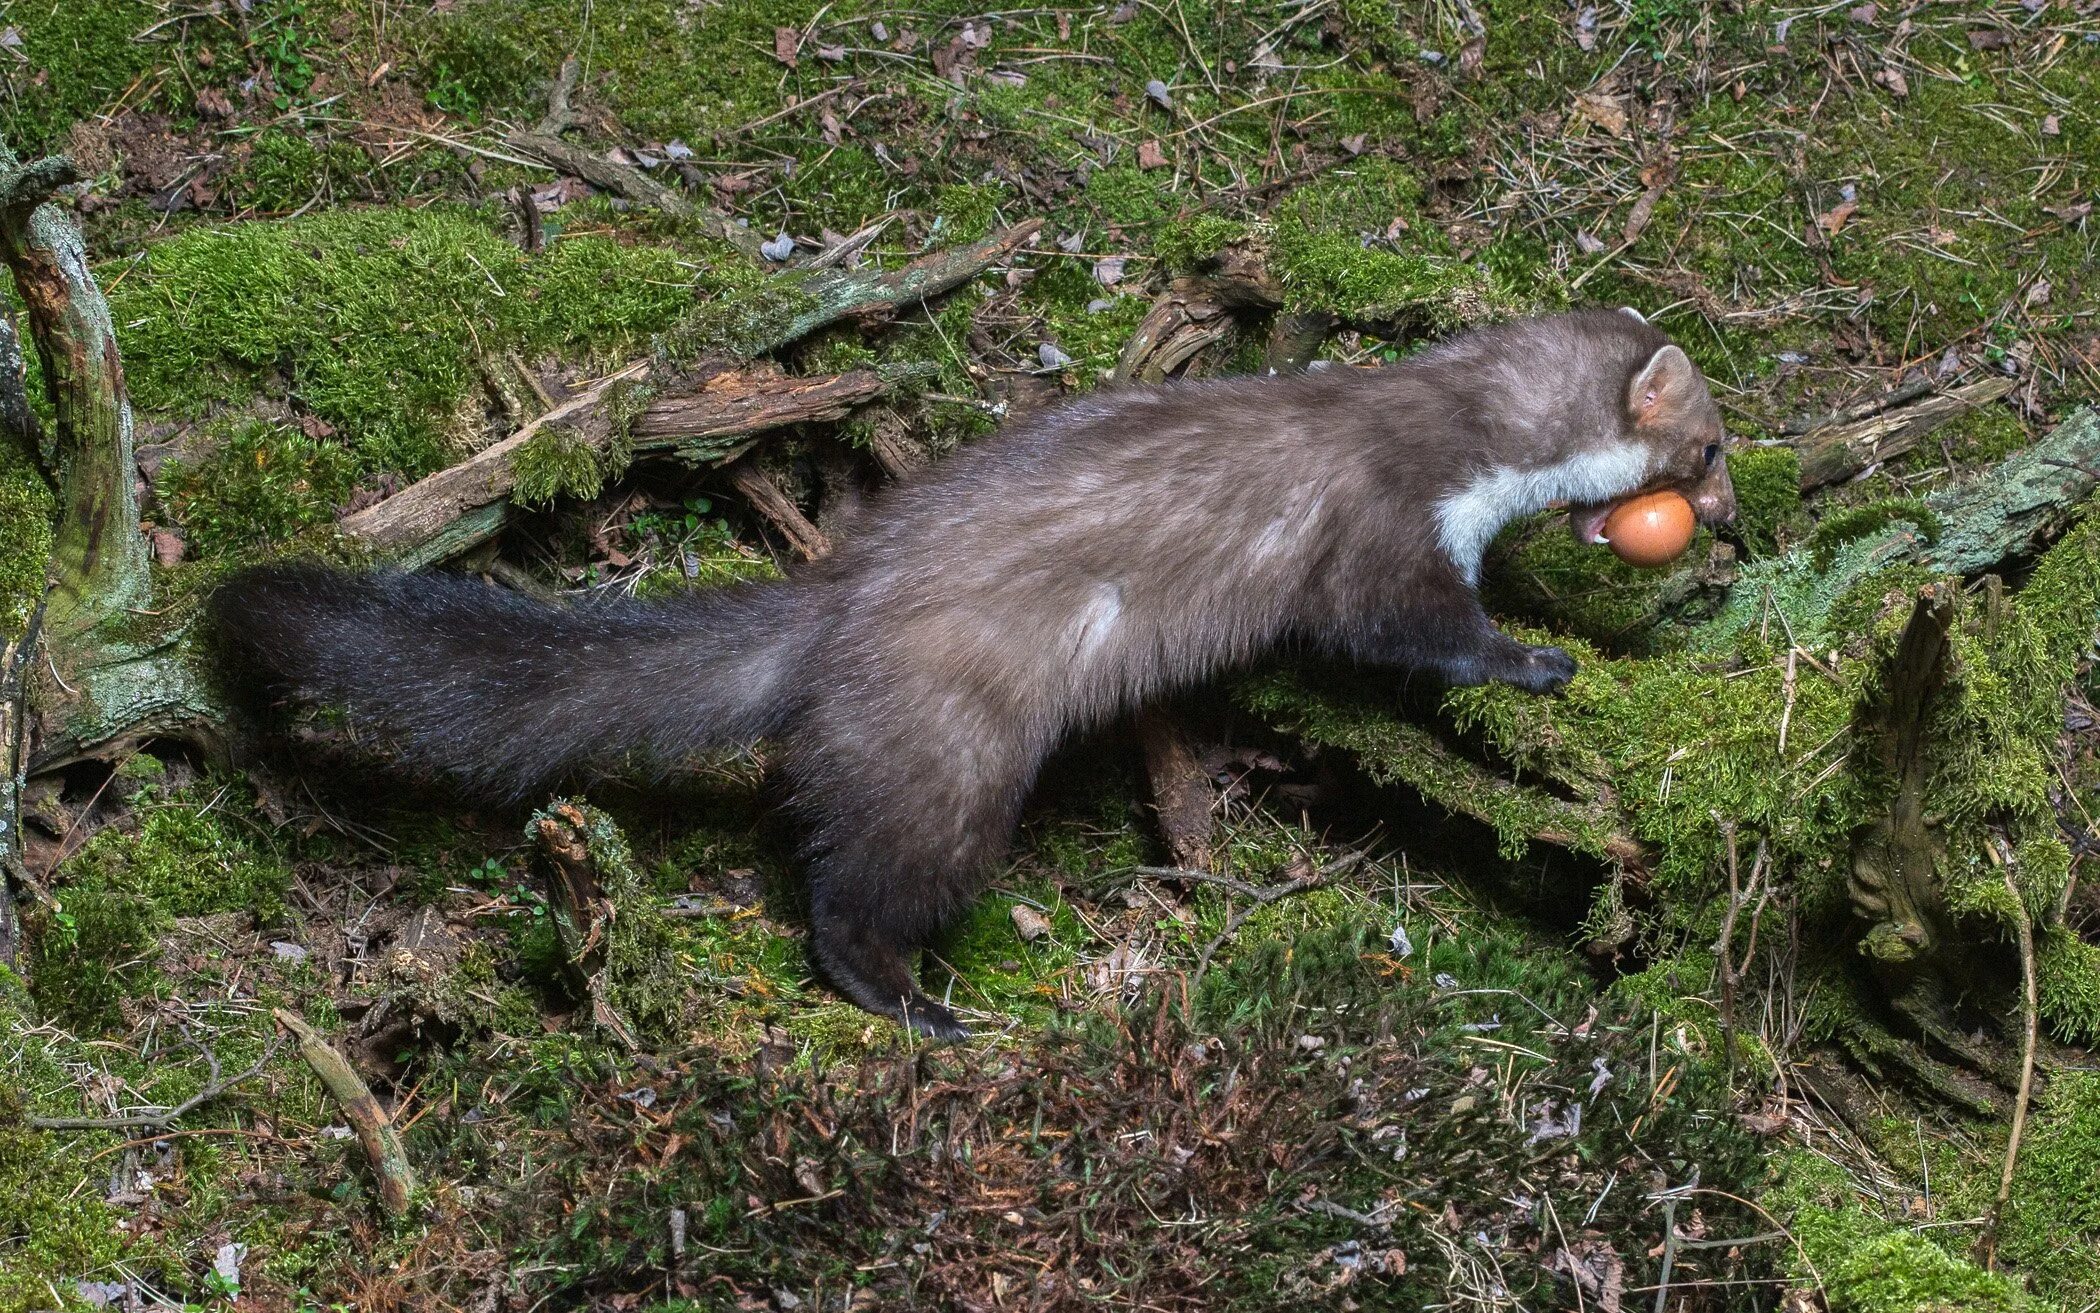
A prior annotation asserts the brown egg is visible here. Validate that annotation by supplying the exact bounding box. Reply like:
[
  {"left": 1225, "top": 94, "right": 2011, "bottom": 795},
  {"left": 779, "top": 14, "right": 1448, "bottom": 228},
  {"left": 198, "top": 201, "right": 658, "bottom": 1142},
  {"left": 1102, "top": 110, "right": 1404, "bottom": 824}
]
[{"left": 1602, "top": 490, "right": 1696, "bottom": 568}]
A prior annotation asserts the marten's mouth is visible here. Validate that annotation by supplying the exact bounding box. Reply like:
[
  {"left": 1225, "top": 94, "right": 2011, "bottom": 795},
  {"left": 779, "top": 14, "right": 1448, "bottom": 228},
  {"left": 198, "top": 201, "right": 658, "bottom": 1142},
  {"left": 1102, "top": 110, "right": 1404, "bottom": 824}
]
[{"left": 1568, "top": 501, "right": 1615, "bottom": 545}]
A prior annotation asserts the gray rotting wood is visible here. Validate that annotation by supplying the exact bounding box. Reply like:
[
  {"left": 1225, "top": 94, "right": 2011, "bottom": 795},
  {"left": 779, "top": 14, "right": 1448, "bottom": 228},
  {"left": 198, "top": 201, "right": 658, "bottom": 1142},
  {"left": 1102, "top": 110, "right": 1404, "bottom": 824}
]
[{"left": 1792, "top": 376, "right": 2019, "bottom": 491}]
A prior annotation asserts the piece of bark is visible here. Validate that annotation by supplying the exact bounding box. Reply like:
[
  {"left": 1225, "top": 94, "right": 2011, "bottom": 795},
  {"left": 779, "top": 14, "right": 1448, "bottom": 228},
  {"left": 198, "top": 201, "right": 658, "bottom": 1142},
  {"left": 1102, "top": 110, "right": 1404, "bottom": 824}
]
[
  {"left": 1136, "top": 707, "right": 1214, "bottom": 872},
  {"left": 274, "top": 1008, "right": 417, "bottom": 1216},
  {"left": 1111, "top": 267, "right": 1281, "bottom": 386},
  {"left": 1793, "top": 377, "right": 2018, "bottom": 490},
  {"left": 727, "top": 457, "right": 831, "bottom": 560},
  {"left": 533, "top": 801, "right": 639, "bottom": 1050},
  {"left": 1263, "top": 310, "right": 1336, "bottom": 375},
  {"left": 863, "top": 414, "right": 929, "bottom": 479}
]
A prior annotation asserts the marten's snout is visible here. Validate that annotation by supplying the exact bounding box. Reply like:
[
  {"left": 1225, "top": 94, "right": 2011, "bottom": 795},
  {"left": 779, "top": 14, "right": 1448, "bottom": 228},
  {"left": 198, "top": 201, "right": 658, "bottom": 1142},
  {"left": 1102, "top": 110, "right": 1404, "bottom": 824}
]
[{"left": 1687, "top": 450, "right": 1737, "bottom": 525}]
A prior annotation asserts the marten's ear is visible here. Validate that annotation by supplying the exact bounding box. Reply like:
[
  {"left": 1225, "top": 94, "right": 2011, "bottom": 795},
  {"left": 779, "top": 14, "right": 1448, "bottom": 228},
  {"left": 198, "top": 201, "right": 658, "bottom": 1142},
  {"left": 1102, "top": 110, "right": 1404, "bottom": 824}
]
[
  {"left": 1625, "top": 344, "right": 1700, "bottom": 427},
  {"left": 1617, "top": 306, "right": 1646, "bottom": 323}
]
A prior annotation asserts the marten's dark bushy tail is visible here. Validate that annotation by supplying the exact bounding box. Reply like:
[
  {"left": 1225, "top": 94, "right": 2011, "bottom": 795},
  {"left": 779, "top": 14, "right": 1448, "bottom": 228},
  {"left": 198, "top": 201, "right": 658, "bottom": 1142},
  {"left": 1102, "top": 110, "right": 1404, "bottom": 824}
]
[{"left": 208, "top": 564, "right": 814, "bottom": 799}]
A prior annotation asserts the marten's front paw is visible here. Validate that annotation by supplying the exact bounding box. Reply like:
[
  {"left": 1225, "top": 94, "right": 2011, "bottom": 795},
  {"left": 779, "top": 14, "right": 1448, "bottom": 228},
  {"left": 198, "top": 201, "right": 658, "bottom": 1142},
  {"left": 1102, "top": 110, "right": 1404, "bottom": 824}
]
[{"left": 1512, "top": 644, "right": 1577, "bottom": 693}]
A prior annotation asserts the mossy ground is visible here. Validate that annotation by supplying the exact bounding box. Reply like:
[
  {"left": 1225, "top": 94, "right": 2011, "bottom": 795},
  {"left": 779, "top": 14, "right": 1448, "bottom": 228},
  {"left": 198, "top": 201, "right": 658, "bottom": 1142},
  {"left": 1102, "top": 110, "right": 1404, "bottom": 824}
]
[{"left": 4, "top": 0, "right": 2100, "bottom": 1308}]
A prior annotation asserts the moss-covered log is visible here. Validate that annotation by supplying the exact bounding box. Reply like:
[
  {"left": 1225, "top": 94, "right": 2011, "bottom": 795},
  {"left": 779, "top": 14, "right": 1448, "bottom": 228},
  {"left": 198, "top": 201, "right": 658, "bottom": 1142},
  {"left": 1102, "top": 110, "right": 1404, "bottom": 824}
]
[{"left": 341, "top": 221, "right": 1040, "bottom": 565}]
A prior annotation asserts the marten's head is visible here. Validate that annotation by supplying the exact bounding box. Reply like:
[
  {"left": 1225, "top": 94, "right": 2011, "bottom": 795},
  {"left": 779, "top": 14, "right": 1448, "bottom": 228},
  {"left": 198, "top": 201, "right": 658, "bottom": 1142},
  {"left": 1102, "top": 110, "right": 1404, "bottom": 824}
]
[{"left": 1564, "top": 308, "right": 1735, "bottom": 547}]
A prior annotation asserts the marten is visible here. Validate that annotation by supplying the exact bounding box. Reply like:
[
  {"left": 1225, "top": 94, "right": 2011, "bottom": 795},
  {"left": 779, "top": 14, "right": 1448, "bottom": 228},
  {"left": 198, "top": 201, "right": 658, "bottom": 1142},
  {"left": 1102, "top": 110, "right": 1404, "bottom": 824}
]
[{"left": 209, "top": 308, "right": 1736, "bottom": 1040}]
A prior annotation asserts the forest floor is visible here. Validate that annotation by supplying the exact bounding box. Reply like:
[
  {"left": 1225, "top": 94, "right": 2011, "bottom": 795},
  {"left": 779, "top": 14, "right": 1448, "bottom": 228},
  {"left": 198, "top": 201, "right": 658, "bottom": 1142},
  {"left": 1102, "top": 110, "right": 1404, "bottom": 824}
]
[{"left": 2, "top": 0, "right": 2099, "bottom": 1309}]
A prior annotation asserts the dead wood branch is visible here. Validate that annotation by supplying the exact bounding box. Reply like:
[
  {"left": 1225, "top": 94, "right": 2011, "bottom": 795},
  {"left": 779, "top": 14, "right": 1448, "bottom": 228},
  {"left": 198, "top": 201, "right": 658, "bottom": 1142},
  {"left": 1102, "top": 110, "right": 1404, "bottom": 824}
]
[
  {"left": 1190, "top": 854, "right": 1359, "bottom": 991},
  {"left": 1981, "top": 859, "right": 2040, "bottom": 1271},
  {"left": 29, "top": 1034, "right": 285, "bottom": 1131},
  {"left": 274, "top": 1008, "right": 417, "bottom": 1216},
  {"left": 630, "top": 363, "right": 918, "bottom": 465},
  {"left": 1112, "top": 267, "right": 1281, "bottom": 386},
  {"left": 726, "top": 457, "right": 831, "bottom": 560},
  {"left": 339, "top": 360, "right": 650, "bottom": 562},
  {"left": 1136, "top": 708, "right": 1214, "bottom": 872},
  {"left": 1922, "top": 405, "right": 2100, "bottom": 573},
  {"left": 1792, "top": 377, "right": 2018, "bottom": 491}
]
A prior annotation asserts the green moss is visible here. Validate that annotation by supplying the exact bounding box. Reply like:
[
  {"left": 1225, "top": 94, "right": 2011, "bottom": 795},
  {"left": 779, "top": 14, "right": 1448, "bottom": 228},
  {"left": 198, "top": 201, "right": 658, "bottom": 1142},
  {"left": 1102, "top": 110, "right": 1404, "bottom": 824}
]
[
  {"left": 1730, "top": 444, "right": 1803, "bottom": 557},
  {"left": 30, "top": 784, "right": 289, "bottom": 1033},
  {"left": 0, "top": 441, "right": 53, "bottom": 633},
  {"left": 0, "top": 1081, "right": 125, "bottom": 1313},
  {"left": 232, "top": 128, "right": 377, "bottom": 213},
  {"left": 1773, "top": 1151, "right": 2031, "bottom": 1313},
  {"left": 0, "top": 0, "right": 190, "bottom": 152},
  {"left": 1808, "top": 499, "right": 1940, "bottom": 569},
  {"left": 1155, "top": 216, "right": 1250, "bottom": 272},
  {"left": 2000, "top": 1070, "right": 2100, "bottom": 1306},
  {"left": 113, "top": 206, "right": 700, "bottom": 480},
  {"left": 160, "top": 419, "right": 359, "bottom": 560},
  {"left": 2037, "top": 930, "right": 2100, "bottom": 1046},
  {"left": 510, "top": 424, "right": 606, "bottom": 507}
]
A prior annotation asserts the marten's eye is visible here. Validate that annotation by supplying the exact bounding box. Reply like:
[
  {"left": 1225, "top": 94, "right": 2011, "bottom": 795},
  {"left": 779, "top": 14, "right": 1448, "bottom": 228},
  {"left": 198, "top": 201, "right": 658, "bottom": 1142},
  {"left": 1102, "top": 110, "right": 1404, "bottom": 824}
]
[{"left": 1703, "top": 442, "right": 1720, "bottom": 468}]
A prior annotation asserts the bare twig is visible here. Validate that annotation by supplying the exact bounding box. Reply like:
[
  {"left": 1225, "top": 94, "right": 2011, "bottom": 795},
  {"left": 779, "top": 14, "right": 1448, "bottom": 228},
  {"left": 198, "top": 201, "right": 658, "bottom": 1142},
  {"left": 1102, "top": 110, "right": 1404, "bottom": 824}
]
[
  {"left": 29, "top": 1034, "right": 285, "bottom": 1131},
  {"left": 1190, "top": 853, "right": 1359, "bottom": 992},
  {"left": 1980, "top": 859, "right": 2039, "bottom": 1271}
]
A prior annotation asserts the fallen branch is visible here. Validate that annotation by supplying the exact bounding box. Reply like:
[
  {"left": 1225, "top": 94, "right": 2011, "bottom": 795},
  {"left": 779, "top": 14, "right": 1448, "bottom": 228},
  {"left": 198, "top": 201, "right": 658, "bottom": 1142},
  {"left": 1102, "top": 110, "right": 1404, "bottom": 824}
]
[
  {"left": 29, "top": 1034, "right": 284, "bottom": 1131},
  {"left": 274, "top": 1008, "right": 417, "bottom": 1216},
  {"left": 1136, "top": 708, "right": 1215, "bottom": 872},
  {"left": 1792, "top": 377, "right": 2018, "bottom": 491},
  {"left": 726, "top": 456, "right": 832, "bottom": 560},
  {"left": 340, "top": 360, "right": 650, "bottom": 560},
  {"left": 341, "top": 221, "right": 1041, "bottom": 565},
  {"left": 630, "top": 363, "right": 920, "bottom": 464},
  {"left": 1190, "top": 853, "right": 1357, "bottom": 991}
]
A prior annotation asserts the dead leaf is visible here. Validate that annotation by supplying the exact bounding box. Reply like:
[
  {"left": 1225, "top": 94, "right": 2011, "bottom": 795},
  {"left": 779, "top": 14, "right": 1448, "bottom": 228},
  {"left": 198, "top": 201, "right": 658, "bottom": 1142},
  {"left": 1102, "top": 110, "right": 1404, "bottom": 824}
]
[
  {"left": 1874, "top": 66, "right": 1908, "bottom": 97},
  {"left": 2044, "top": 200, "right": 2091, "bottom": 224},
  {"left": 773, "top": 26, "right": 801, "bottom": 67},
  {"left": 1573, "top": 6, "right": 1597, "bottom": 51},
  {"left": 298, "top": 413, "right": 337, "bottom": 439},
  {"left": 1458, "top": 36, "right": 1486, "bottom": 78},
  {"left": 1572, "top": 91, "right": 1629, "bottom": 137},
  {"left": 2026, "top": 279, "right": 2052, "bottom": 308},
  {"left": 2043, "top": 113, "right": 2061, "bottom": 136},
  {"left": 1816, "top": 198, "right": 1858, "bottom": 237},
  {"left": 1137, "top": 139, "right": 1167, "bottom": 170},
  {"left": 1967, "top": 27, "right": 2012, "bottom": 50},
  {"left": 196, "top": 86, "right": 234, "bottom": 117}
]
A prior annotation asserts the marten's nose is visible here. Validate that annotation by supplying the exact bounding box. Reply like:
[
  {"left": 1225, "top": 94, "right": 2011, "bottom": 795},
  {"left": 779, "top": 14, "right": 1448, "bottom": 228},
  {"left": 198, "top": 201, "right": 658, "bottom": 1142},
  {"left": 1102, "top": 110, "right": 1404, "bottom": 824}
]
[{"left": 1691, "top": 489, "right": 1736, "bottom": 525}]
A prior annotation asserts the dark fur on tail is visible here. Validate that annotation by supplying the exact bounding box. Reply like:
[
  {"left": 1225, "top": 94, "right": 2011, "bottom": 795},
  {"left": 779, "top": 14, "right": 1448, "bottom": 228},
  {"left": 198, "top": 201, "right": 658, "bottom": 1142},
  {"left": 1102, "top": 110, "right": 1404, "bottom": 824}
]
[{"left": 208, "top": 564, "right": 811, "bottom": 799}]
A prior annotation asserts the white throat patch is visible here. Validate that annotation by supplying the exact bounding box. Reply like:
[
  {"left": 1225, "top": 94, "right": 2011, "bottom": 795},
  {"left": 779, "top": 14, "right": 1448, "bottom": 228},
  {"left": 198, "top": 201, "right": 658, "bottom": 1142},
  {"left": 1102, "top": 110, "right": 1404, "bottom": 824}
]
[{"left": 1435, "top": 442, "right": 1653, "bottom": 584}]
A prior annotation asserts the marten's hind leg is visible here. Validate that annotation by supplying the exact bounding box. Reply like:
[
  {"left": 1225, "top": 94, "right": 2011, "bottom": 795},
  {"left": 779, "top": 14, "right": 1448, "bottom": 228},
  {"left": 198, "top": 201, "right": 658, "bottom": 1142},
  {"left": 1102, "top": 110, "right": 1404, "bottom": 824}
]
[{"left": 793, "top": 727, "right": 1035, "bottom": 1042}]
